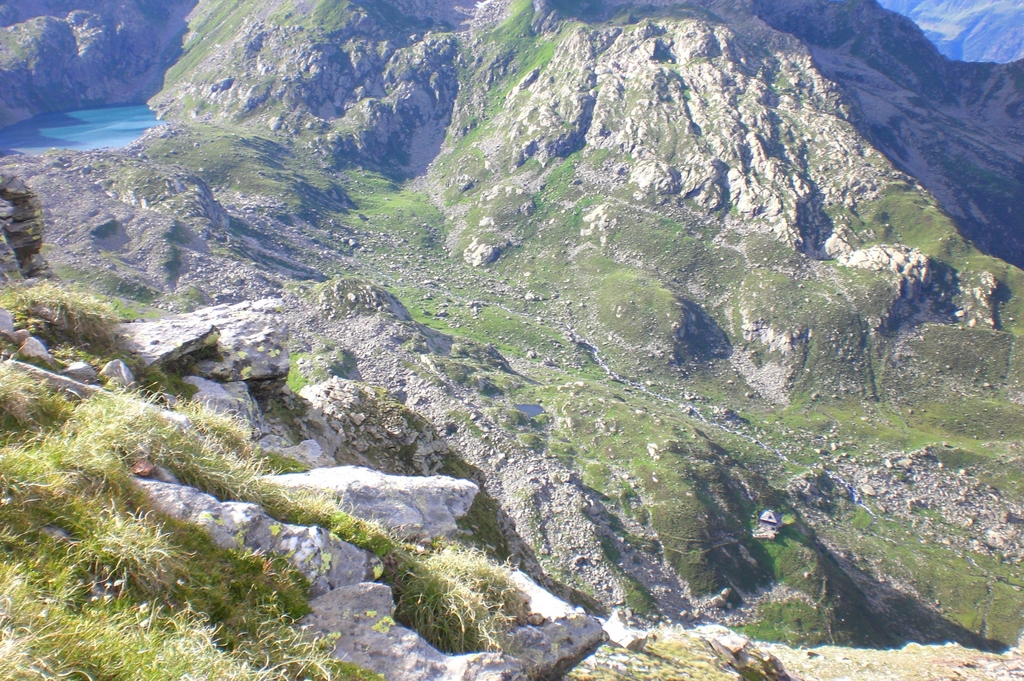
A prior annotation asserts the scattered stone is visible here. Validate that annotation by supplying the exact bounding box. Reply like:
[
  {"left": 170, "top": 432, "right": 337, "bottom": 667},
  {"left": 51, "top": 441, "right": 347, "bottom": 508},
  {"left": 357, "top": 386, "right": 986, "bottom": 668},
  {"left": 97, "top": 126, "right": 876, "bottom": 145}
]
[
  {"left": 0, "top": 308, "right": 14, "bottom": 337},
  {"left": 135, "top": 479, "right": 378, "bottom": 597},
  {"left": 100, "top": 360, "right": 136, "bottom": 389},
  {"left": 267, "top": 466, "right": 479, "bottom": 541},
  {"left": 603, "top": 609, "right": 651, "bottom": 652},
  {"left": 62, "top": 361, "right": 98, "bottom": 384},
  {"left": 18, "top": 336, "right": 54, "bottom": 364}
]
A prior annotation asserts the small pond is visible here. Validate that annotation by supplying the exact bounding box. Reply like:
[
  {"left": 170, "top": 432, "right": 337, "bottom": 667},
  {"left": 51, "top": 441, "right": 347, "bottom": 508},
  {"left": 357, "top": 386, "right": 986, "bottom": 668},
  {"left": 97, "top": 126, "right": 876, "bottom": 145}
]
[
  {"left": 515, "top": 404, "right": 546, "bottom": 418},
  {"left": 0, "top": 105, "right": 166, "bottom": 155}
]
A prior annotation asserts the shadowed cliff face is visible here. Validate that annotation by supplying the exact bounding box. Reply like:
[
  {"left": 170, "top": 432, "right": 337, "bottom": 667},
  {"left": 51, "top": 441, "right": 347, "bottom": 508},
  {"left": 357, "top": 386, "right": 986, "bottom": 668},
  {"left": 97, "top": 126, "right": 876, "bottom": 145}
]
[
  {"left": 0, "top": 0, "right": 197, "bottom": 125},
  {"left": 754, "top": 0, "right": 1024, "bottom": 271}
]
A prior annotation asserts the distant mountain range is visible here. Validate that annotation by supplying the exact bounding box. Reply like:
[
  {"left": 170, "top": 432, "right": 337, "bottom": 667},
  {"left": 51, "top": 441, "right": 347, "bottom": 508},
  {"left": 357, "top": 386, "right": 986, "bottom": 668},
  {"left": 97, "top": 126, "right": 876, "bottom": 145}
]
[{"left": 878, "top": 0, "right": 1024, "bottom": 62}]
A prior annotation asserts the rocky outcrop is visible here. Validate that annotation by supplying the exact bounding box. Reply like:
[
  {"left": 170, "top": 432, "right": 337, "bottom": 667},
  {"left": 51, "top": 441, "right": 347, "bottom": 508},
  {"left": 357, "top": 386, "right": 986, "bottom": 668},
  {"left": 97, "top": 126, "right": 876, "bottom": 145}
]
[
  {"left": 135, "top": 478, "right": 379, "bottom": 598},
  {"left": 0, "top": 175, "right": 48, "bottom": 281},
  {"left": 315, "top": 278, "right": 411, "bottom": 322},
  {"left": 268, "top": 466, "right": 479, "bottom": 541},
  {"left": 151, "top": 2, "right": 461, "bottom": 174},
  {"left": 299, "top": 378, "right": 449, "bottom": 475}
]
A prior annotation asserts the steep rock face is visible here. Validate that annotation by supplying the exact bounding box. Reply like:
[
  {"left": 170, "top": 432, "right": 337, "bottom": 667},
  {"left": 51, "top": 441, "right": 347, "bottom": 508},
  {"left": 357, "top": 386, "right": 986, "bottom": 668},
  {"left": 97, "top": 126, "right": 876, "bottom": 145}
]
[
  {"left": 446, "top": 5, "right": 899, "bottom": 256},
  {"left": 755, "top": 0, "right": 1024, "bottom": 269},
  {"left": 0, "top": 0, "right": 194, "bottom": 124}
]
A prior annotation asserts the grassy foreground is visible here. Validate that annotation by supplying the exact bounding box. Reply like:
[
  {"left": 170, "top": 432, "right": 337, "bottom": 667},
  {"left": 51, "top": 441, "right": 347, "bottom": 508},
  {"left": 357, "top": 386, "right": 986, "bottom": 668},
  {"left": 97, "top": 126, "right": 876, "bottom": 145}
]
[{"left": 0, "top": 283, "right": 529, "bottom": 678}]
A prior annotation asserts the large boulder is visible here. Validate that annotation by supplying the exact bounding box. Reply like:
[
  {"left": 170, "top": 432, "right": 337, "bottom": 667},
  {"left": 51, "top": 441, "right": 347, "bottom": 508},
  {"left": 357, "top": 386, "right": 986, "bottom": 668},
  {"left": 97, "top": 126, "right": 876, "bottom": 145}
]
[
  {"left": 298, "top": 378, "right": 449, "bottom": 475},
  {"left": 191, "top": 299, "right": 290, "bottom": 382},
  {"left": 506, "top": 572, "right": 607, "bottom": 679},
  {"left": 267, "top": 466, "right": 479, "bottom": 541},
  {"left": 134, "top": 479, "right": 378, "bottom": 597},
  {"left": 301, "top": 582, "right": 518, "bottom": 681},
  {"left": 117, "top": 299, "right": 289, "bottom": 383}
]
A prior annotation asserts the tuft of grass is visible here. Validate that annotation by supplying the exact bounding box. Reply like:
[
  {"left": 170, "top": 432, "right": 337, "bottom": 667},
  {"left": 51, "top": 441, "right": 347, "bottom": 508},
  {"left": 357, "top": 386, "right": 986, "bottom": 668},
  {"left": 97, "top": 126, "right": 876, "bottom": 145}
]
[
  {"left": 0, "top": 363, "right": 72, "bottom": 433},
  {"left": 0, "top": 281, "right": 120, "bottom": 352},
  {"left": 390, "top": 546, "right": 527, "bottom": 654}
]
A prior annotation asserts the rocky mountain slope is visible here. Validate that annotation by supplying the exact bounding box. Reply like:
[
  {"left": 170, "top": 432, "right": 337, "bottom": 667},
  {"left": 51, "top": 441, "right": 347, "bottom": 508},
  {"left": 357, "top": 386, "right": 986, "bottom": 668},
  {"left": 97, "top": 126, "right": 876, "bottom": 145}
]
[
  {"left": 2, "top": 0, "right": 1024, "bottom": 675},
  {"left": 0, "top": 0, "right": 196, "bottom": 125},
  {"left": 877, "top": 0, "right": 1024, "bottom": 62}
]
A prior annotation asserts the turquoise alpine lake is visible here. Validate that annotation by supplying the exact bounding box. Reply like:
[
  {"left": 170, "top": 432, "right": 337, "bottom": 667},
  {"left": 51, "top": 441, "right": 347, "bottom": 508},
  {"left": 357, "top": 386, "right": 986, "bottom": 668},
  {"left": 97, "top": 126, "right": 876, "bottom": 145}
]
[{"left": 0, "top": 105, "right": 165, "bottom": 155}]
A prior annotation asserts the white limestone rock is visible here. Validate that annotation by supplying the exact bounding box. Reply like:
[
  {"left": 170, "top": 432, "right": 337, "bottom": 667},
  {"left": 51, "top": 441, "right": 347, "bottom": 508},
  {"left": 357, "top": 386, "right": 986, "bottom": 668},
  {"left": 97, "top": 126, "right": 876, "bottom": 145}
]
[
  {"left": 506, "top": 572, "right": 607, "bottom": 677},
  {"left": 259, "top": 436, "right": 335, "bottom": 468},
  {"left": 117, "top": 317, "right": 219, "bottom": 368},
  {"left": 463, "top": 237, "right": 505, "bottom": 267},
  {"left": 267, "top": 466, "right": 479, "bottom": 541},
  {"left": 134, "top": 478, "right": 378, "bottom": 597}
]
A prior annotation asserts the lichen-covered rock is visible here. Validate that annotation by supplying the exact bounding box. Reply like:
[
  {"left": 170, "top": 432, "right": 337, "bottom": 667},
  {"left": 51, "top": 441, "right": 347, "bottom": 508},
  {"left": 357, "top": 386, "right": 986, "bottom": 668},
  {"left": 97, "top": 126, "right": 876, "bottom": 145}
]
[
  {"left": 183, "top": 376, "right": 265, "bottom": 433},
  {"left": 299, "top": 378, "right": 449, "bottom": 476},
  {"left": 117, "top": 299, "right": 288, "bottom": 382},
  {"left": 191, "top": 299, "right": 290, "bottom": 383},
  {"left": 0, "top": 308, "right": 15, "bottom": 337},
  {"left": 134, "top": 478, "right": 378, "bottom": 597},
  {"left": 301, "top": 582, "right": 518, "bottom": 681},
  {"left": 267, "top": 466, "right": 479, "bottom": 541}
]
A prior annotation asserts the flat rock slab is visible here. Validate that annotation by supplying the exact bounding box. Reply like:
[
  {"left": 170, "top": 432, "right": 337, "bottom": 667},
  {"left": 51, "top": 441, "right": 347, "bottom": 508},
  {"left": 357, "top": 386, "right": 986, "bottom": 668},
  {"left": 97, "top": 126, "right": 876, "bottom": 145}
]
[
  {"left": 267, "top": 466, "right": 479, "bottom": 541},
  {"left": 118, "top": 317, "right": 219, "bottom": 368},
  {"left": 117, "top": 299, "right": 289, "bottom": 382},
  {"left": 135, "top": 478, "right": 378, "bottom": 597},
  {"left": 301, "top": 582, "right": 518, "bottom": 681}
]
